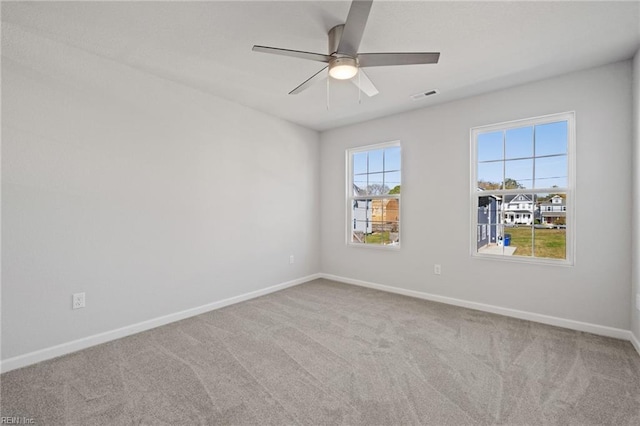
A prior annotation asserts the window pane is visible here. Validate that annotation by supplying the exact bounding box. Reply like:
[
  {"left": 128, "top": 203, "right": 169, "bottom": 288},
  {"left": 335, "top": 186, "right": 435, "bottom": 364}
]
[
  {"left": 505, "top": 126, "right": 533, "bottom": 159},
  {"left": 384, "top": 146, "right": 401, "bottom": 172},
  {"left": 535, "top": 121, "right": 567, "bottom": 157},
  {"left": 538, "top": 193, "right": 566, "bottom": 228},
  {"left": 364, "top": 224, "right": 397, "bottom": 245},
  {"left": 534, "top": 227, "right": 566, "bottom": 260},
  {"left": 477, "top": 196, "right": 499, "bottom": 251},
  {"left": 478, "top": 161, "right": 503, "bottom": 189},
  {"left": 366, "top": 174, "right": 385, "bottom": 195},
  {"left": 368, "top": 149, "right": 384, "bottom": 173},
  {"left": 504, "top": 159, "right": 533, "bottom": 189},
  {"left": 534, "top": 155, "right": 567, "bottom": 189},
  {"left": 502, "top": 193, "right": 534, "bottom": 226},
  {"left": 488, "top": 224, "right": 498, "bottom": 245},
  {"left": 387, "top": 223, "right": 399, "bottom": 245},
  {"left": 353, "top": 177, "right": 367, "bottom": 194},
  {"left": 507, "top": 225, "right": 533, "bottom": 258},
  {"left": 364, "top": 224, "right": 385, "bottom": 244},
  {"left": 350, "top": 198, "right": 401, "bottom": 246},
  {"left": 353, "top": 152, "right": 368, "bottom": 175},
  {"left": 383, "top": 171, "right": 401, "bottom": 194},
  {"left": 477, "top": 196, "right": 497, "bottom": 226},
  {"left": 371, "top": 199, "right": 384, "bottom": 222},
  {"left": 352, "top": 220, "right": 368, "bottom": 243},
  {"left": 478, "top": 224, "right": 503, "bottom": 254},
  {"left": 381, "top": 198, "right": 400, "bottom": 223},
  {"left": 477, "top": 131, "right": 503, "bottom": 162},
  {"left": 352, "top": 193, "right": 371, "bottom": 243},
  {"left": 352, "top": 199, "right": 370, "bottom": 215}
]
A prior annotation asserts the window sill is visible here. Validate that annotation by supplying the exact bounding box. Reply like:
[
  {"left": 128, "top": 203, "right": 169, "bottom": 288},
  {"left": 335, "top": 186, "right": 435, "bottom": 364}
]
[
  {"left": 347, "top": 242, "right": 401, "bottom": 251},
  {"left": 472, "top": 252, "right": 573, "bottom": 267}
]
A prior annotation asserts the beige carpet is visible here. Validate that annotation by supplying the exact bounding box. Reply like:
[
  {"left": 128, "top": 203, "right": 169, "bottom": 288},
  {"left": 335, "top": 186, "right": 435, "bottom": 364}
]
[{"left": 2, "top": 279, "right": 639, "bottom": 425}]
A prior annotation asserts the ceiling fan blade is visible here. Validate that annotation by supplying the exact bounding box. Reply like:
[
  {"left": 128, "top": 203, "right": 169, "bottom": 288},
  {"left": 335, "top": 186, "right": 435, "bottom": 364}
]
[
  {"left": 337, "top": 0, "right": 373, "bottom": 56},
  {"left": 358, "top": 52, "right": 440, "bottom": 67},
  {"left": 351, "top": 69, "right": 379, "bottom": 97},
  {"left": 289, "top": 66, "right": 328, "bottom": 95},
  {"left": 252, "top": 45, "right": 332, "bottom": 63}
]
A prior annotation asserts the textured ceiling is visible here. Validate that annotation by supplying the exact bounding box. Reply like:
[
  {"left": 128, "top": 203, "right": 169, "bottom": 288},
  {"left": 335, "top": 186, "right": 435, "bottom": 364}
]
[{"left": 2, "top": 1, "right": 640, "bottom": 131}]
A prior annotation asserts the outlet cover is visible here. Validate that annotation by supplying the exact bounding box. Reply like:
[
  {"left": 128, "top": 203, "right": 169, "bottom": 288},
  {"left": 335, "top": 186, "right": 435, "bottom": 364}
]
[
  {"left": 289, "top": 255, "right": 295, "bottom": 265},
  {"left": 434, "top": 264, "right": 441, "bottom": 275},
  {"left": 73, "top": 292, "right": 85, "bottom": 309},
  {"left": 636, "top": 294, "right": 640, "bottom": 311}
]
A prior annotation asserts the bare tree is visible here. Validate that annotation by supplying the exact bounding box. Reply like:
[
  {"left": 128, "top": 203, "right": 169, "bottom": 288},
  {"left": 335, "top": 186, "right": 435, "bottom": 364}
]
[{"left": 366, "top": 184, "right": 390, "bottom": 195}]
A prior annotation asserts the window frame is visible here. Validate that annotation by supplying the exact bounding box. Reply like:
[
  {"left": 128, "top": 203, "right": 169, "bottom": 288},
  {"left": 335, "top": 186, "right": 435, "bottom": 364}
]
[
  {"left": 346, "top": 140, "right": 402, "bottom": 250},
  {"left": 470, "top": 112, "right": 576, "bottom": 265}
]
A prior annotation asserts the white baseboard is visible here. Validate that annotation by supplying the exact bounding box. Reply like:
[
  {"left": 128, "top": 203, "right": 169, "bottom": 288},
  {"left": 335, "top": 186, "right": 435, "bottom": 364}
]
[
  {"left": 0, "top": 273, "right": 321, "bottom": 373},
  {"left": 320, "top": 273, "right": 633, "bottom": 342},
  {"left": 631, "top": 332, "right": 640, "bottom": 356},
  {"left": 3, "top": 272, "right": 637, "bottom": 373}
]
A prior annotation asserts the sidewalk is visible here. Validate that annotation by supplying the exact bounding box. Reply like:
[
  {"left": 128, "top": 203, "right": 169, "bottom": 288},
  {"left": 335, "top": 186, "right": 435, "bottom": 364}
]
[{"left": 478, "top": 244, "right": 517, "bottom": 256}]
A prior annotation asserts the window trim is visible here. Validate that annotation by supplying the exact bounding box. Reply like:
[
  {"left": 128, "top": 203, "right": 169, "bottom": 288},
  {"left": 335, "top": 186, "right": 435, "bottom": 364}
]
[
  {"left": 346, "top": 140, "right": 402, "bottom": 250},
  {"left": 469, "top": 112, "right": 576, "bottom": 266}
]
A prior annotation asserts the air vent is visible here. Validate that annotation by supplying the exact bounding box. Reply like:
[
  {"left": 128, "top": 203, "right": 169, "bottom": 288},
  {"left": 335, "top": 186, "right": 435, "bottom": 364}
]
[{"left": 410, "top": 89, "right": 439, "bottom": 100}]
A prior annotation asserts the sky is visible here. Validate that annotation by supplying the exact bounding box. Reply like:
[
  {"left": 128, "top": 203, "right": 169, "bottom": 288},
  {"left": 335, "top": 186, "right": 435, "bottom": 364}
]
[
  {"left": 353, "top": 146, "right": 401, "bottom": 193},
  {"left": 351, "top": 120, "right": 567, "bottom": 195},
  {"left": 477, "top": 120, "right": 568, "bottom": 189}
]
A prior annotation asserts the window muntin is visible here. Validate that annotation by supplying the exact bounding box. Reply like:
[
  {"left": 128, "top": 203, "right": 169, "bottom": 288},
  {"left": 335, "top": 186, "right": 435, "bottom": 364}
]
[
  {"left": 348, "top": 142, "right": 401, "bottom": 247},
  {"left": 471, "top": 112, "right": 574, "bottom": 264}
]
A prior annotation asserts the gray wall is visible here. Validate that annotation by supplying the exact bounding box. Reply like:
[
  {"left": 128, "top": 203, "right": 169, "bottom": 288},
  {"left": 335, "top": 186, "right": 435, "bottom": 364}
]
[
  {"left": 2, "top": 39, "right": 320, "bottom": 359},
  {"left": 320, "top": 61, "right": 633, "bottom": 330},
  {"left": 633, "top": 50, "right": 640, "bottom": 341},
  {"left": 2, "top": 25, "right": 637, "bottom": 365}
]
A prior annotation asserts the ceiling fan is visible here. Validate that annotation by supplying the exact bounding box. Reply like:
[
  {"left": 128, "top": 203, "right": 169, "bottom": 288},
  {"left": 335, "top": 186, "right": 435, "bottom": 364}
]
[{"left": 252, "top": 0, "right": 440, "bottom": 97}]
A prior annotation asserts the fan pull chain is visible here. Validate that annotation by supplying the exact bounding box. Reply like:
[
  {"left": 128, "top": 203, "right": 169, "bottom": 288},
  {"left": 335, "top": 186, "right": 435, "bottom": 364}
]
[{"left": 326, "top": 75, "right": 330, "bottom": 111}]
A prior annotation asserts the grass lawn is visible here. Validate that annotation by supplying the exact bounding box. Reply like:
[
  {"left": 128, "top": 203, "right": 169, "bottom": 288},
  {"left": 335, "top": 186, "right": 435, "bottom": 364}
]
[
  {"left": 365, "top": 231, "right": 391, "bottom": 244},
  {"left": 506, "top": 226, "right": 565, "bottom": 259}
]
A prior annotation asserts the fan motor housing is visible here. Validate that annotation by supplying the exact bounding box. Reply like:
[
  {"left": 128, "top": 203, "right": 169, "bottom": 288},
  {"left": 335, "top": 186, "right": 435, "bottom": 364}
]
[
  {"left": 328, "top": 24, "right": 345, "bottom": 55},
  {"left": 328, "top": 24, "right": 359, "bottom": 80}
]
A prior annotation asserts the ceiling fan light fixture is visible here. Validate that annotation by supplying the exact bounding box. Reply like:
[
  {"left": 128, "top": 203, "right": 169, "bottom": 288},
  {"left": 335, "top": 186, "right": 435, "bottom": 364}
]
[
  {"left": 252, "top": 0, "right": 440, "bottom": 96},
  {"left": 329, "top": 57, "right": 358, "bottom": 80}
]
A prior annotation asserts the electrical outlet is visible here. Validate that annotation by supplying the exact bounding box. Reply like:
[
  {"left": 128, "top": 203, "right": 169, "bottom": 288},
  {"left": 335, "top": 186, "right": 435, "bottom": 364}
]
[
  {"left": 434, "top": 264, "right": 441, "bottom": 275},
  {"left": 636, "top": 294, "right": 640, "bottom": 311},
  {"left": 72, "top": 292, "right": 85, "bottom": 309},
  {"left": 289, "top": 255, "right": 295, "bottom": 265}
]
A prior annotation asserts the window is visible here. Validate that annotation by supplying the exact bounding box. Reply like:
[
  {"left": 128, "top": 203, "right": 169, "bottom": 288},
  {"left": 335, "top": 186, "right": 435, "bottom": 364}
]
[
  {"left": 347, "top": 141, "right": 401, "bottom": 247},
  {"left": 471, "top": 112, "right": 574, "bottom": 264}
]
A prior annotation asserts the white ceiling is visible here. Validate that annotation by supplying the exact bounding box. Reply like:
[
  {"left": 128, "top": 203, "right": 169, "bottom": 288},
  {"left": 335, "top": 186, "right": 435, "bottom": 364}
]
[{"left": 2, "top": 1, "right": 639, "bottom": 131}]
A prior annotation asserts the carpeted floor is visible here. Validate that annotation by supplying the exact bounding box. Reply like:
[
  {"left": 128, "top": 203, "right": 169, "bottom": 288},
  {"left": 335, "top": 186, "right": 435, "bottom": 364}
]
[{"left": 2, "top": 278, "right": 640, "bottom": 425}]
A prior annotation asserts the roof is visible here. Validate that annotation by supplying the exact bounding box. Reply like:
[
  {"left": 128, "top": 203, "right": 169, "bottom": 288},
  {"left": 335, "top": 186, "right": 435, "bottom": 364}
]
[
  {"left": 353, "top": 184, "right": 366, "bottom": 197},
  {"left": 504, "top": 194, "right": 533, "bottom": 204},
  {"left": 539, "top": 195, "right": 566, "bottom": 206}
]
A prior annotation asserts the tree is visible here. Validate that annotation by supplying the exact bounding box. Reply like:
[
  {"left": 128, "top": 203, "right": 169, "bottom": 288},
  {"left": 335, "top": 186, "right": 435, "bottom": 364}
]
[
  {"left": 389, "top": 185, "right": 401, "bottom": 194},
  {"left": 366, "top": 184, "right": 389, "bottom": 195},
  {"left": 478, "top": 178, "right": 523, "bottom": 190},
  {"left": 478, "top": 180, "right": 501, "bottom": 190},
  {"left": 504, "top": 178, "right": 524, "bottom": 189}
]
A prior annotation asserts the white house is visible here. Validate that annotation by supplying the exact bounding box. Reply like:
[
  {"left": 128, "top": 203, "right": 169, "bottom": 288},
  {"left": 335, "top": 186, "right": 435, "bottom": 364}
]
[
  {"left": 502, "top": 194, "right": 536, "bottom": 225},
  {"left": 539, "top": 195, "right": 567, "bottom": 225},
  {"left": 352, "top": 184, "right": 372, "bottom": 236}
]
